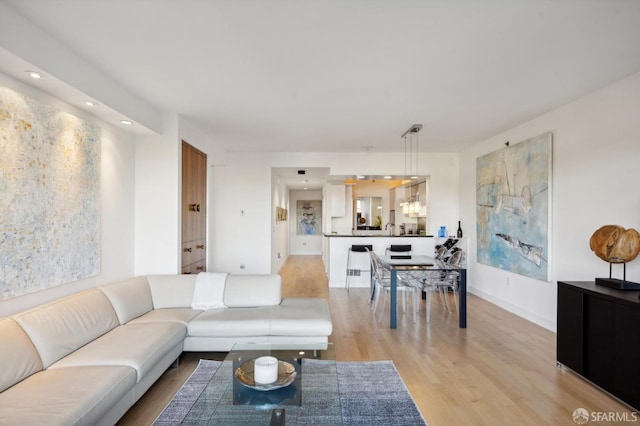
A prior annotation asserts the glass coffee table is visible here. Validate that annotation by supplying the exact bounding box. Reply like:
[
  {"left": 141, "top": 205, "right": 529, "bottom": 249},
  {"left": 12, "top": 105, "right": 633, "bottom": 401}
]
[{"left": 180, "top": 343, "right": 341, "bottom": 425}]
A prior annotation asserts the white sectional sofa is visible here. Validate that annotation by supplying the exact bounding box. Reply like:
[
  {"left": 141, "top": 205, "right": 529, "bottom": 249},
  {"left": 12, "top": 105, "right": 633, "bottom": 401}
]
[{"left": 0, "top": 273, "right": 332, "bottom": 426}]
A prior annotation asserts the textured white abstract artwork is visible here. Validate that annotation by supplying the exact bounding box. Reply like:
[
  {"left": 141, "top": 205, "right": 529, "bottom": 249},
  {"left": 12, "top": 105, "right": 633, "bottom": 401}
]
[{"left": 0, "top": 87, "right": 101, "bottom": 299}]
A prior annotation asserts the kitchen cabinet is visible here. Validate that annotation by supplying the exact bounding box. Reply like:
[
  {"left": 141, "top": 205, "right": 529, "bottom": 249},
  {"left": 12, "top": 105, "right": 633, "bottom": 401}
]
[{"left": 331, "top": 184, "right": 346, "bottom": 217}]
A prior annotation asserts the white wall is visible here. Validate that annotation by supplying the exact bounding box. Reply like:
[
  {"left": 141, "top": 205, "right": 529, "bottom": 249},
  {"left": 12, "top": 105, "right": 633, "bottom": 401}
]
[
  {"left": 460, "top": 72, "right": 640, "bottom": 331},
  {"left": 134, "top": 115, "right": 181, "bottom": 275},
  {"left": 208, "top": 151, "right": 460, "bottom": 275},
  {"left": 271, "top": 170, "right": 290, "bottom": 273},
  {"left": 134, "top": 114, "right": 228, "bottom": 275},
  {"left": 210, "top": 154, "right": 273, "bottom": 274},
  {"left": 0, "top": 73, "right": 136, "bottom": 316},
  {"left": 290, "top": 190, "right": 323, "bottom": 255}
]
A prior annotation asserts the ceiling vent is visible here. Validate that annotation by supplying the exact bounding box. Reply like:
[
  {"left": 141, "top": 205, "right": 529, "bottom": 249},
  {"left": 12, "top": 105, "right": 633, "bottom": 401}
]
[{"left": 297, "top": 170, "right": 306, "bottom": 175}]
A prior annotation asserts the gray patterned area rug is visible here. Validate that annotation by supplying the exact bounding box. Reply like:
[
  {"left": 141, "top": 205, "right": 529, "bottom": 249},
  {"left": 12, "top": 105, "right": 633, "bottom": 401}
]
[{"left": 154, "top": 359, "right": 427, "bottom": 425}]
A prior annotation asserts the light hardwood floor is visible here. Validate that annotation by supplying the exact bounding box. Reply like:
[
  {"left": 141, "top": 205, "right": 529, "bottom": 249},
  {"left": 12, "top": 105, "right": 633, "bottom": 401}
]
[{"left": 118, "top": 256, "right": 632, "bottom": 425}]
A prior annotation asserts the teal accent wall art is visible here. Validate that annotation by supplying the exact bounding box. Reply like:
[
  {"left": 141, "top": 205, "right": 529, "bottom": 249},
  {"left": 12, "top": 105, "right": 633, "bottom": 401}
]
[{"left": 476, "top": 132, "right": 552, "bottom": 281}]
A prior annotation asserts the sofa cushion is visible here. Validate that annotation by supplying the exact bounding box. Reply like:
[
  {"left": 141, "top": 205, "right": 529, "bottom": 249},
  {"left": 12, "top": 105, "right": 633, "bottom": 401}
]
[
  {"left": 48, "top": 322, "right": 186, "bottom": 383},
  {"left": 187, "top": 306, "right": 274, "bottom": 337},
  {"left": 13, "top": 289, "right": 120, "bottom": 368},
  {"left": 0, "top": 318, "right": 43, "bottom": 393},
  {"left": 129, "top": 308, "right": 202, "bottom": 326},
  {"left": 269, "top": 298, "right": 333, "bottom": 336},
  {"left": 0, "top": 365, "right": 136, "bottom": 426},
  {"left": 147, "top": 274, "right": 197, "bottom": 308},
  {"left": 223, "top": 274, "right": 282, "bottom": 307},
  {"left": 100, "top": 276, "right": 153, "bottom": 324}
]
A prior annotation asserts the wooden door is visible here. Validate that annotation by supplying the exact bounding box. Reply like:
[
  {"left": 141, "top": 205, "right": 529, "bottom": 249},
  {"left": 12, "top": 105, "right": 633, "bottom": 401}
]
[{"left": 181, "top": 141, "right": 207, "bottom": 274}]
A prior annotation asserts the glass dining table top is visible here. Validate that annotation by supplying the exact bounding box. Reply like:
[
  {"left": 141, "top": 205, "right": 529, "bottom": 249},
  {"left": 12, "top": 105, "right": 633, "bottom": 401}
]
[{"left": 380, "top": 254, "right": 462, "bottom": 270}]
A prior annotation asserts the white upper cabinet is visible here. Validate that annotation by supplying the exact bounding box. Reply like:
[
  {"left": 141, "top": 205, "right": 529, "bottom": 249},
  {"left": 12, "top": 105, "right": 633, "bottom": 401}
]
[{"left": 330, "top": 184, "right": 346, "bottom": 217}]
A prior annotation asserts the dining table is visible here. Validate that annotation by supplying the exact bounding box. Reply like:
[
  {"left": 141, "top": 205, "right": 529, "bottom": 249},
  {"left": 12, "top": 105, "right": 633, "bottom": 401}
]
[{"left": 378, "top": 254, "right": 467, "bottom": 329}]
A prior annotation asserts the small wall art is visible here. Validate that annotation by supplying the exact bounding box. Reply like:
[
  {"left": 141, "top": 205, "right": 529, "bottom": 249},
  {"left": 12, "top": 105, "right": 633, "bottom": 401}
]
[
  {"left": 296, "top": 200, "right": 322, "bottom": 235},
  {"left": 275, "top": 206, "right": 288, "bottom": 223}
]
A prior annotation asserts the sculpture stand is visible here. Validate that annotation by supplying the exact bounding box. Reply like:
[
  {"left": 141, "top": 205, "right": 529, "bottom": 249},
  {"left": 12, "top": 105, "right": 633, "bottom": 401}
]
[{"left": 595, "top": 262, "right": 640, "bottom": 290}]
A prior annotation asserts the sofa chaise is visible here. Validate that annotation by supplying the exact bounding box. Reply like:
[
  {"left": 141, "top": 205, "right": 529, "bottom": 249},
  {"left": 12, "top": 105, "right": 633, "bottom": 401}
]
[{"left": 0, "top": 273, "right": 332, "bottom": 425}]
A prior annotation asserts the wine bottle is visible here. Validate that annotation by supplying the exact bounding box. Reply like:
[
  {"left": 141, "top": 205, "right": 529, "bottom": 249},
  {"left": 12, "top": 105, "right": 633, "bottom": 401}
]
[{"left": 456, "top": 221, "right": 463, "bottom": 238}]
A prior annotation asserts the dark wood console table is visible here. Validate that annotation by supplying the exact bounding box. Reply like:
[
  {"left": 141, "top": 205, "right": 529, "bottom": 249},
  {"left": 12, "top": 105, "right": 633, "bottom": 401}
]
[{"left": 557, "top": 281, "right": 640, "bottom": 410}]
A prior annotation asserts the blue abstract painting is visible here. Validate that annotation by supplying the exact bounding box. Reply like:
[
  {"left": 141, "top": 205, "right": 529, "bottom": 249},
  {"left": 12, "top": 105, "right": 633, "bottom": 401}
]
[
  {"left": 297, "top": 200, "right": 322, "bottom": 235},
  {"left": 476, "top": 132, "right": 552, "bottom": 281}
]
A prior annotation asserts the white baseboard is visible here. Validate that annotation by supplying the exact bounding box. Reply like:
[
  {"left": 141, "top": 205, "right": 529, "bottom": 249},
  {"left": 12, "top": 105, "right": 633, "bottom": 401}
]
[{"left": 469, "top": 287, "right": 556, "bottom": 332}]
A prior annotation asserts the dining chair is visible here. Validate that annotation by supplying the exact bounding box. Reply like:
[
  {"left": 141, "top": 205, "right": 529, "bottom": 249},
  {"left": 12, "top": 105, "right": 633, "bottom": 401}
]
[
  {"left": 403, "top": 244, "right": 447, "bottom": 303},
  {"left": 384, "top": 244, "right": 412, "bottom": 257},
  {"left": 433, "top": 245, "right": 448, "bottom": 260},
  {"left": 367, "top": 249, "right": 420, "bottom": 323},
  {"left": 422, "top": 248, "right": 463, "bottom": 322}
]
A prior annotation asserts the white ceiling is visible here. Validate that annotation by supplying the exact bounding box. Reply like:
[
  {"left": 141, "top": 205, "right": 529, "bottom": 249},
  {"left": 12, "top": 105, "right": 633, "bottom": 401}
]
[
  {"left": 2, "top": 0, "right": 640, "bottom": 154},
  {"left": 273, "top": 167, "right": 331, "bottom": 191}
]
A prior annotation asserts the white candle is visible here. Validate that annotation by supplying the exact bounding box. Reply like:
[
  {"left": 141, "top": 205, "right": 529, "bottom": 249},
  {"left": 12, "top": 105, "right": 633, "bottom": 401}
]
[{"left": 253, "top": 356, "right": 278, "bottom": 384}]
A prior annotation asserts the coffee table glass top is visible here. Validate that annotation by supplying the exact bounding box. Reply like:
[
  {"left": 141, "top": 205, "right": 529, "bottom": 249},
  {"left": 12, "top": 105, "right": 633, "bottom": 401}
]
[
  {"left": 182, "top": 343, "right": 341, "bottom": 425},
  {"left": 229, "top": 343, "right": 334, "bottom": 407}
]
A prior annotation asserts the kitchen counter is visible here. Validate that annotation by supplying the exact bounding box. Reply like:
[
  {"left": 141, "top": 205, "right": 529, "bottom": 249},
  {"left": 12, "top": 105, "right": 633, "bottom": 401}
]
[
  {"left": 322, "top": 235, "right": 435, "bottom": 288},
  {"left": 324, "top": 234, "right": 433, "bottom": 237}
]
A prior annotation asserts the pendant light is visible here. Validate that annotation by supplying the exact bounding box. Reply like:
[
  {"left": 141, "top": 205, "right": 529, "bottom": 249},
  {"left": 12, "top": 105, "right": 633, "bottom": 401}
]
[{"left": 401, "top": 124, "right": 422, "bottom": 216}]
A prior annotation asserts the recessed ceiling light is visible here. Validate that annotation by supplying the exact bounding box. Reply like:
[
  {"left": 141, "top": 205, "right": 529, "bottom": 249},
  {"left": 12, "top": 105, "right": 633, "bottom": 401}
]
[
  {"left": 303, "top": 187, "right": 308, "bottom": 190},
  {"left": 26, "top": 71, "right": 43, "bottom": 79},
  {"left": 384, "top": 176, "right": 393, "bottom": 179},
  {"left": 85, "top": 101, "right": 98, "bottom": 107},
  {"left": 356, "top": 175, "right": 365, "bottom": 180},
  {"left": 120, "top": 120, "right": 133, "bottom": 125}
]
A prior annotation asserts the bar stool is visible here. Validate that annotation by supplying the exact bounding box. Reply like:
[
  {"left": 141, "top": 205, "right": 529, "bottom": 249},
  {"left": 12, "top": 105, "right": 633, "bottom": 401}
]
[
  {"left": 346, "top": 244, "right": 373, "bottom": 293},
  {"left": 385, "top": 244, "right": 412, "bottom": 257}
]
